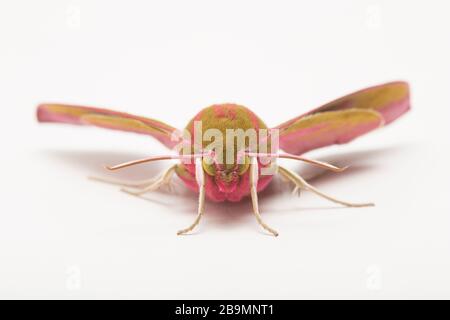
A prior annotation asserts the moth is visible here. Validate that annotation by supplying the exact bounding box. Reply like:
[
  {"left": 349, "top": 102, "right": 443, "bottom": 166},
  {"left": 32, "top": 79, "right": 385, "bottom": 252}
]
[{"left": 37, "top": 81, "right": 410, "bottom": 236}]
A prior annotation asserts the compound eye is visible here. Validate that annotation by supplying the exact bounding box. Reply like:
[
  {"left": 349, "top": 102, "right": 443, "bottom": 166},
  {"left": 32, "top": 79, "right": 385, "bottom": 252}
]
[
  {"left": 202, "top": 157, "right": 216, "bottom": 176},
  {"left": 238, "top": 156, "right": 250, "bottom": 175}
]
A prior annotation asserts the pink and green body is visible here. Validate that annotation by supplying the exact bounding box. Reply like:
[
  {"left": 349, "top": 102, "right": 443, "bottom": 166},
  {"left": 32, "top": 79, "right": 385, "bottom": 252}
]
[{"left": 175, "top": 104, "right": 274, "bottom": 202}]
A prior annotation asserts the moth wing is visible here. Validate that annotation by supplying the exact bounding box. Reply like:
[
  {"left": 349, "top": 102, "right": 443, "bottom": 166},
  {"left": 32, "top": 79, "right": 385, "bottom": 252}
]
[
  {"left": 275, "top": 81, "right": 410, "bottom": 155},
  {"left": 37, "top": 104, "right": 180, "bottom": 149},
  {"left": 276, "top": 109, "right": 384, "bottom": 155}
]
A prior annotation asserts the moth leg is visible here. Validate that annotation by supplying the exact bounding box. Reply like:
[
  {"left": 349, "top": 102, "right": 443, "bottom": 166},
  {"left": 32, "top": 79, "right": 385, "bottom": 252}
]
[
  {"left": 250, "top": 157, "right": 279, "bottom": 237},
  {"left": 277, "top": 165, "right": 374, "bottom": 207},
  {"left": 121, "top": 165, "right": 177, "bottom": 196},
  {"left": 177, "top": 158, "right": 205, "bottom": 235},
  {"left": 88, "top": 176, "right": 158, "bottom": 188}
]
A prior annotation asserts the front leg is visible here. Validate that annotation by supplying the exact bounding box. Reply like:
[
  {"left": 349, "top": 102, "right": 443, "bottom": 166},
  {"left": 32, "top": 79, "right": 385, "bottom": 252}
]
[
  {"left": 250, "top": 157, "right": 279, "bottom": 237},
  {"left": 89, "top": 164, "right": 176, "bottom": 194},
  {"left": 277, "top": 165, "right": 374, "bottom": 207},
  {"left": 177, "top": 158, "right": 206, "bottom": 235},
  {"left": 121, "top": 165, "right": 177, "bottom": 196}
]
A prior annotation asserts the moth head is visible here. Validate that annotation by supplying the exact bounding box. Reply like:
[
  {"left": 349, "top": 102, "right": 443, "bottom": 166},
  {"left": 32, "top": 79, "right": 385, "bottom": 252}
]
[{"left": 201, "top": 153, "right": 251, "bottom": 193}]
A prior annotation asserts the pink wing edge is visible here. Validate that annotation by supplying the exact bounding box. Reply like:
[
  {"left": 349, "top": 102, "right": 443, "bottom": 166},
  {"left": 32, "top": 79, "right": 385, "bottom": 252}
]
[
  {"left": 274, "top": 81, "right": 411, "bottom": 155},
  {"left": 36, "top": 103, "right": 180, "bottom": 149}
]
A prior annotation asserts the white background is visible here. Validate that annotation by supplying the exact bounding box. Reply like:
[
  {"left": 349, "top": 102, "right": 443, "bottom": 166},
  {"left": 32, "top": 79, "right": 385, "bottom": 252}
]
[{"left": 1, "top": 0, "right": 449, "bottom": 299}]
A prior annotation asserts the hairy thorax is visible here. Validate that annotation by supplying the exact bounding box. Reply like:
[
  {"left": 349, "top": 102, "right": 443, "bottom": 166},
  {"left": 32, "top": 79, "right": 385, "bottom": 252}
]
[{"left": 176, "top": 104, "right": 274, "bottom": 201}]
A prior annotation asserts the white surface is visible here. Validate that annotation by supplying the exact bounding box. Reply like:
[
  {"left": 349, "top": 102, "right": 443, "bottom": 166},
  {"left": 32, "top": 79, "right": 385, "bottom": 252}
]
[{"left": 1, "top": 0, "right": 449, "bottom": 299}]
